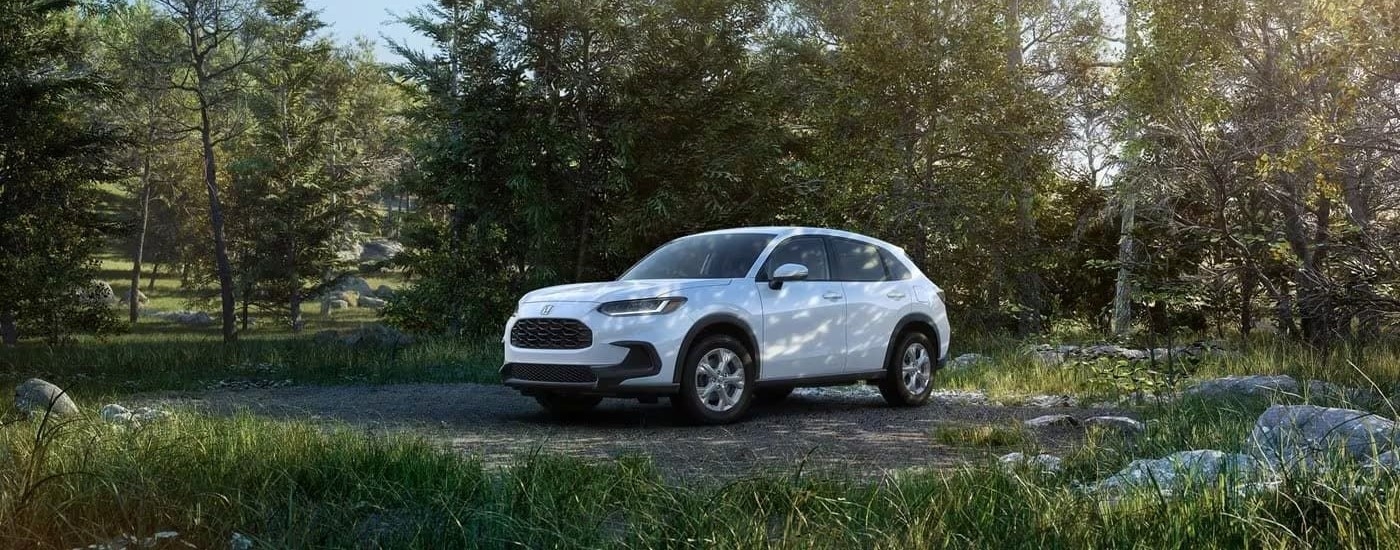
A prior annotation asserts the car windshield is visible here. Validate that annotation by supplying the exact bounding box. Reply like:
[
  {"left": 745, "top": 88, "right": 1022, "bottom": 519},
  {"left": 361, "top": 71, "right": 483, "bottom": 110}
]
[{"left": 620, "top": 233, "right": 775, "bottom": 280}]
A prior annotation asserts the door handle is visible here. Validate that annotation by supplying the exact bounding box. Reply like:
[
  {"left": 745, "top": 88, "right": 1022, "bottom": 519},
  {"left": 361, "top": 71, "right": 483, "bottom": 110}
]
[
  {"left": 822, "top": 292, "right": 843, "bottom": 301},
  {"left": 886, "top": 292, "right": 907, "bottom": 300}
]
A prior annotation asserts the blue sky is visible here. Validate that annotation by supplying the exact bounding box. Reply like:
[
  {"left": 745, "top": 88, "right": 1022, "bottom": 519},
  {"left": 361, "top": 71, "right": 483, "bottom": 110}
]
[{"left": 307, "top": 0, "right": 433, "bottom": 62}]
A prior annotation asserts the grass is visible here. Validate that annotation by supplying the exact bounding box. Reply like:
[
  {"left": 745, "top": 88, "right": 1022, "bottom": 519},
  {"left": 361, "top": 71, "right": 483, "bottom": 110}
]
[
  {"left": 5, "top": 402, "right": 1400, "bottom": 549},
  {"left": 9, "top": 268, "right": 1400, "bottom": 548},
  {"left": 931, "top": 422, "right": 1030, "bottom": 448}
]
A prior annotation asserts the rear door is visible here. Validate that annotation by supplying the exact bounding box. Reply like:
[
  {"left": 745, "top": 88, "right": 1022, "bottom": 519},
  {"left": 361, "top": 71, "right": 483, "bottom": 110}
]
[
  {"left": 755, "top": 236, "right": 847, "bottom": 380},
  {"left": 828, "top": 237, "right": 912, "bottom": 373}
]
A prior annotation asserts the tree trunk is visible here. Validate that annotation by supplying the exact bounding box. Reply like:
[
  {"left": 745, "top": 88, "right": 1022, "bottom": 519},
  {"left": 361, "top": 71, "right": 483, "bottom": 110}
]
[
  {"left": 197, "top": 102, "right": 238, "bottom": 342},
  {"left": 1112, "top": 192, "right": 1136, "bottom": 336},
  {"left": 129, "top": 158, "right": 153, "bottom": 324},
  {"left": 148, "top": 263, "right": 159, "bottom": 292},
  {"left": 1005, "top": 0, "right": 1043, "bottom": 336},
  {"left": 1239, "top": 269, "right": 1255, "bottom": 337},
  {"left": 0, "top": 310, "right": 16, "bottom": 346}
]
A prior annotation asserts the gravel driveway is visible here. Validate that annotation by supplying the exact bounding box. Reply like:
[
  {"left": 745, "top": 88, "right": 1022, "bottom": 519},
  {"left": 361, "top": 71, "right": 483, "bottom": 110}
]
[{"left": 153, "top": 383, "right": 1116, "bottom": 480}]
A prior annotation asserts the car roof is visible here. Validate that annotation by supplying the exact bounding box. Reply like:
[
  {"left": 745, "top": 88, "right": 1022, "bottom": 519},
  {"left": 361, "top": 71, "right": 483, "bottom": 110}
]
[{"left": 693, "top": 226, "right": 907, "bottom": 255}]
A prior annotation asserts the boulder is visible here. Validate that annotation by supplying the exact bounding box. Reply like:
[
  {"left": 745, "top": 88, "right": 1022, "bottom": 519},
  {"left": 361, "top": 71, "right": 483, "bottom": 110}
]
[
  {"left": 374, "top": 285, "right": 396, "bottom": 299},
  {"left": 1032, "top": 350, "right": 1064, "bottom": 367},
  {"left": 1184, "top": 375, "right": 1299, "bottom": 397},
  {"left": 358, "top": 296, "right": 387, "bottom": 309},
  {"left": 1095, "top": 450, "right": 1261, "bottom": 495},
  {"left": 999, "top": 452, "right": 1063, "bottom": 474},
  {"left": 1245, "top": 404, "right": 1400, "bottom": 470},
  {"left": 947, "top": 353, "right": 989, "bottom": 369},
  {"left": 1024, "top": 414, "right": 1079, "bottom": 428},
  {"left": 326, "top": 276, "right": 374, "bottom": 296},
  {"left": 1120, "top": 348, "right": 1148, "bottom": 360},
  {"left": 1084, "top": 415, "right": 1145, "bottom": 434},
  {"left": 153, "top": 310, "right": 214, "bottom": 326},
  {"left": 326, "top": 299, "right": 350, "bottom": 312},
  {"left": 335, "top": 290, "right": 360, "bottom": 308},
  {"left": 78, "top": 280, "right": 118, "bottom": 306},
  {"left": 336, "top": 242, "right": 364, "bottom": 263},
  {"left": 359, "top": 239, "right": 404, "bottom": 262},
  {"left": 119, "top": 288, "right": 149, "bottom": 305},
  {"left": 99, "top": 404, "right": 171, "bottom": 425},
  {"left": 15, "top": 378, "right": 79, "bottom": 418}
]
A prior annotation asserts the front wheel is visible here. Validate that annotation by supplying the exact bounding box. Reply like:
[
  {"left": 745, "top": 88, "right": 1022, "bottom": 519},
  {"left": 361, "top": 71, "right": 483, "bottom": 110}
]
[
  {"left": 879, "top": 332, "right": 936, "bottom": 407},
  {"left": 675, "top": 334, "right": 755, "bottom": 424},
  {"left": 534, "top": 393, "right": 604, "bottom": 416}
]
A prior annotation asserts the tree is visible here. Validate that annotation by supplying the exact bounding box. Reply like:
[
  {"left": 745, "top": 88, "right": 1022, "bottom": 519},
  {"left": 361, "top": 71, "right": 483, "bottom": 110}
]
[
  {"left": 0, "top": 0, "right": 119, "bottom": 345},
  {"left": 155, "top": 0, "right": 260, "bottom": 341},
  {"left": 89, "top": 0, "right": 190, "bottom": 324},
  {"left": 227, "top": 0, "right": 381, "bottom": 330}
]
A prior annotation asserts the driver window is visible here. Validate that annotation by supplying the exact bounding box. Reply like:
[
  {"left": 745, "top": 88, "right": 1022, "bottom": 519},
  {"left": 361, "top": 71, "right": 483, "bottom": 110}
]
[{"left": 763, "top": 237, "right": 830, "bottom": 281}]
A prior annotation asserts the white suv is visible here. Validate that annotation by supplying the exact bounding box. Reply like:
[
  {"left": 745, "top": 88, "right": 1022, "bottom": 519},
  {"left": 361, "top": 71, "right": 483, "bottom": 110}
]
[{"left": 501, "top": 227, "right": 950, "bottom": 424}]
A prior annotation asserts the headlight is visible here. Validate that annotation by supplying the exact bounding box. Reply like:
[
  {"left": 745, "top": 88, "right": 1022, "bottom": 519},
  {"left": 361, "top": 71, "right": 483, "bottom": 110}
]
[{"left": 597, "top": 297, "right": 687, "bottom": 316}]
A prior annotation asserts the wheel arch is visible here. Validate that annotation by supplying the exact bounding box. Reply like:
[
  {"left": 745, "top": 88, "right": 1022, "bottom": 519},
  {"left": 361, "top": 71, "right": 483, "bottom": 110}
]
[
  {"left": 883, "top": 313, "right": 942, "bottom": 370},
  {"left": 673, "top": 313, "right": 761, "bottom": 384}
]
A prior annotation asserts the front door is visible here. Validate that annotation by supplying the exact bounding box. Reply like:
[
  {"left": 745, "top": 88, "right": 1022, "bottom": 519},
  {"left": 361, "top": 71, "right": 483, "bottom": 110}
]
[{"left": 755, "top": 236, "right": 847, "bottom": 380}]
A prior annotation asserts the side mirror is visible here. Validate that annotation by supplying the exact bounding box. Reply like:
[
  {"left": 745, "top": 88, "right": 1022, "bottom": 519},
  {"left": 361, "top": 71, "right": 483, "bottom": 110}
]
[{"left": 769, "top": 263, "right": 809, "bottom": 290}]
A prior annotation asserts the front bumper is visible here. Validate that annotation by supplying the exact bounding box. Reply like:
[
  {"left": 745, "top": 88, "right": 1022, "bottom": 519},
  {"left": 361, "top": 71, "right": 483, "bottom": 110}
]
[{"left": 501, "top": 341, "right": 679, "bottom": 395}]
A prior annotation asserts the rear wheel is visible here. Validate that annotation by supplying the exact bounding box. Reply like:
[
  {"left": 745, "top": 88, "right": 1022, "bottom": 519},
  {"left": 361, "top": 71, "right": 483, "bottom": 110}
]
[
  {"left": 879, "top": 332, "right": 935, "bottom": 407},
  {"left": 675, "top": 334, "right": 755, "bottom": 424},
  {"left": 534, "top": 393, "right": 604, "bottom": 416}
]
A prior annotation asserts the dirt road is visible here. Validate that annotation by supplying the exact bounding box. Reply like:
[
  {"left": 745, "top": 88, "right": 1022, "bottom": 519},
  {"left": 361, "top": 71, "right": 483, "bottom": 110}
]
[{"left": 153, "top": 383, "right": 1116, "bottom": 479}]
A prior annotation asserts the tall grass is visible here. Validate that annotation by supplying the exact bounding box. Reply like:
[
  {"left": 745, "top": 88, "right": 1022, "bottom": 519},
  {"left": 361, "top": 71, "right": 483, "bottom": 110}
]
[
  {"left": 4, "top": 407, "right": 1400, "bottom": 549},
  {"left": 0, "top": 336, "right": 501, "bottom": 398}
]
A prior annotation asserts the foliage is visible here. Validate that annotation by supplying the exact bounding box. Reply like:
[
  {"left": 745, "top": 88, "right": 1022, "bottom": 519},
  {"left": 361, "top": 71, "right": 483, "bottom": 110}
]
[{"left": 0, "top": 0, "right": 120, "bottom": 344}]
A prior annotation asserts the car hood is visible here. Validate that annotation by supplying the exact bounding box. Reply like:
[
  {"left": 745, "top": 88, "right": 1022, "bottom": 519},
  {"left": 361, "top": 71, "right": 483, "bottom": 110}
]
[{"left": 520, "top": 279, "right": 732, "bottom": 304}]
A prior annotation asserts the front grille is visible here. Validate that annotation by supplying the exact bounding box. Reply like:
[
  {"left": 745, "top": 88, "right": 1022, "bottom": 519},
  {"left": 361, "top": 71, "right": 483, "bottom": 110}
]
[
  {"left": 504, "top": 364, "right": 598, "bottom": 384},
  {"left": 510, "top": 318, "right": 592, "bottom": 349}
]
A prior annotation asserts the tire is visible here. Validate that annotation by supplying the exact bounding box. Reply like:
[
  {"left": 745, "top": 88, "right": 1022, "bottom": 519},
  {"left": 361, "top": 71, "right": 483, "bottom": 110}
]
[
  {"left": 755, "top": 386, "right": 794, "bottom": 405},
  {"left": 879, "top": 332, "right": 936, "bottom": 407},
  {"left": 675, "top": 334, "right": 756, "bottom": 424},
  {"left": 534, "top": 393, "right": 604, "bottom": 416}
]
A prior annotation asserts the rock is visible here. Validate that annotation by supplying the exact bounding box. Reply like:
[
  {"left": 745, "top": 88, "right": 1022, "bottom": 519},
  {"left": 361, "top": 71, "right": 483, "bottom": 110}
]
[
  {"left": 153, "top": 310, "right": 214, "bottom": 326},
  {"left": 336, "top": 242, "right": 365, "bottom": 263},
  {"left": 947, "top": 353, "right": 989, "bottom": 370},
  {"left": 78, "top": 280, "right": 118, "bottom": 306},
  {"left": 1078, "top": 344, "right": 1128, "bottom": 359},
  {"left": 1184, "top": 375, "right": 1299, "bottom": 398},
  {"left": 358, "top": 296, "right": 387, "bottom": 309},
  {"left": 1367, "top": 450, "right": 1400, "bottom": 470},
  {"left": 119, "top": 288, "right": 149, "bottom": 305},
  {"left": 15, "top": 378, "right": 79, "bottom": 418},
  {"left": 999, "top": 452, "right": 1063, "bottom": 474},
  {"left": 1233, "top": 480, "right": 1284, "bottom": 497},
  {"left": 928, "top": 389, "right": 993, "bottom": 406},
  {"left": 1024, "top": 394, "right": 1078, "bottom": 408},
  {"left": 1032, "top": 350, "right": 1064, "bottom": 366},
  {"left": 374, "top": 284, "right": 396, "bottom": 299},
  {"left": 335, "top": 290, "right": 360, "bottom": 308},
  {"left": 1148, "top": 348, "right": 1171, "bottom": 361},
  {"left": 100, "top": 404, "right": 171, "bottom": 425},
  {"left": 1120, "top": 349, "right": 1147, "bottom": 360},
  {"left": 1095, "top": 450, "right": 1261, "bottom": 494},
  {"left": 326, "top": 275, "right": 374, "bottom": 296},
  {"left": 230, "top": 532, "right": 254, "bottom": 550},
  {"left": 1245, "top": 404, "right": 1400, "bottom": 470},
  {"left": 360, "top": 239, "right": 404, "bottom": 262},
  {"left": 339, "top": 324, "right": 413, "bottom": 347},
  {"left": 1084, "top": 415, "right": 1145, "bottom": 434},
  {"left": 325, "top": 299, "right": 350, "bottom": 312},
  {"left": 1024, "top": 414, "right": 1079, "bottom": 428}
]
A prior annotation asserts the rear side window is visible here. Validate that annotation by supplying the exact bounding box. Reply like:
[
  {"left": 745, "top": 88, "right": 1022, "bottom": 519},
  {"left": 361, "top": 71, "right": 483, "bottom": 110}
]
[
  {"left": 762, "top": 237, "right": 830, "bottom": 280},
  {"left": 880, "top": 248, "right": 912, "bottom": 280},
  {"left": 829, "top": 238, "right": 886, "bottom": 282}
]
